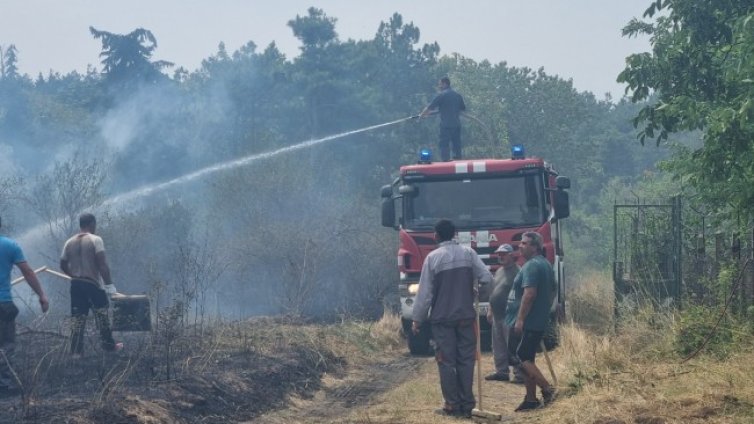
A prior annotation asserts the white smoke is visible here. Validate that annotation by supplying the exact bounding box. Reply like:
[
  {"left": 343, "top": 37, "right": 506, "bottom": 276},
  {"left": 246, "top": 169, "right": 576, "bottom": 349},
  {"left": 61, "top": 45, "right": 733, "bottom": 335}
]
[
  {"left": 0, "top": 143, "right": 18, "bottom": 177},
  {"left": 99, "top": 109, "right": 138, "bottom": 152},
  {"left": 97, "top": 84, "right": 186, "bottom": 153}
]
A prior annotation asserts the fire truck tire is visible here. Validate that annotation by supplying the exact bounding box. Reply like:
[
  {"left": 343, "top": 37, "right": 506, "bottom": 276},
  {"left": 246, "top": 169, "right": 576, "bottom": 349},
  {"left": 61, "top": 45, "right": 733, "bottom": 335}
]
[
  {"left": 402, "top": 318, "right": 433, "bottom": 356},
  {"left": 479, "top": 330, "right": 492, "bottom": 352}
]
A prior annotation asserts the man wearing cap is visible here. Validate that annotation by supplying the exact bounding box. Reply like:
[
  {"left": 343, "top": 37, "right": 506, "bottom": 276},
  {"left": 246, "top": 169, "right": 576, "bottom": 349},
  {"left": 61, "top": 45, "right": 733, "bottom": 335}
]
[{"left": 485, "top": 243, "right": 524, "bottom": 382}]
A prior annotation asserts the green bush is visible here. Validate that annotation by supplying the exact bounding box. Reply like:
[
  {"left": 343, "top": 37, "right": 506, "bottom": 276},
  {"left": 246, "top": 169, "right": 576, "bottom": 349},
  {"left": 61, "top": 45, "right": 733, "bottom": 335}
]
[{"left": 674, "top": 304, "right": 734, "bottom": 359}]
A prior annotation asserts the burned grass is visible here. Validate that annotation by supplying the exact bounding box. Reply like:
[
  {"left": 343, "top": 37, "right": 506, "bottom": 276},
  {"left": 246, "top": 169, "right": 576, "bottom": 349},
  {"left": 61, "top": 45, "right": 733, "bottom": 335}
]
[{"left": 0, "top": 316, "right": 368, "bottom": 423}]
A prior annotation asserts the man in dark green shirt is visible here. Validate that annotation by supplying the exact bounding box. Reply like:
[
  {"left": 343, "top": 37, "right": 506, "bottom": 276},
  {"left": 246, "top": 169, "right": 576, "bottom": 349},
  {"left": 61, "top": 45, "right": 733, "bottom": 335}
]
[{"left": 510, "top": 232, "right": 557, "bottom": 411}]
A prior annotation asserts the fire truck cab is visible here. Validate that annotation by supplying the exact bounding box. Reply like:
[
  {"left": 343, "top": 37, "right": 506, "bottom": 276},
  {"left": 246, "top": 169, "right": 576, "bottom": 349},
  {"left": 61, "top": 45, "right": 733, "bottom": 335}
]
[{"left": 381, "top": 146, "right": 570, "bottom": 355}]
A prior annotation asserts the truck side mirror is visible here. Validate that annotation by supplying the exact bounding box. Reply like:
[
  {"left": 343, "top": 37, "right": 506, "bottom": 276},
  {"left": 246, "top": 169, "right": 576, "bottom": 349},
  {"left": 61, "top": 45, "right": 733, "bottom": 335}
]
[
  {"left": 554, "top": 190, "right": 570, "bottom": 219},
  {"left": 381, "top": 198, "right": 396, "bottom": 228},
  {"left": 398, "top": 184, "right": 418, "bottom": 197},
  {"left": 380, "top": 184, "right": 392, "bottom": 198},
  {"left": 556, "top": 176, "right": 571, "bottom": 190}
]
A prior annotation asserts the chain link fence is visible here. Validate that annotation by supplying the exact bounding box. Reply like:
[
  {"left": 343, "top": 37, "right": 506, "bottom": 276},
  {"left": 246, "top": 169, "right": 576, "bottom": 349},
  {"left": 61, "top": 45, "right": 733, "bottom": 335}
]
[{"left": 613, "top": 196, "right": 754, "bottom": 317}]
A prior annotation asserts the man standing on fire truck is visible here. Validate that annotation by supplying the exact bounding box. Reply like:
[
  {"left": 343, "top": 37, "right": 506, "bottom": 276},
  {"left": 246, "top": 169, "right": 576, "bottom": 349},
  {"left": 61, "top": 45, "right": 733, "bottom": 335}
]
[
  {"left": 419, "top": 76, "right": 467, "bottom": 161},
  {"left": 411, "top": 219, "right": 492, "bottom": 418}
]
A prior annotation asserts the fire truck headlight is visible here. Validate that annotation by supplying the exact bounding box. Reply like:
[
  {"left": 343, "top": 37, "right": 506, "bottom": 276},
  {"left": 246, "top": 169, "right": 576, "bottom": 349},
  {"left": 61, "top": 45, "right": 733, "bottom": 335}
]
[
  {"left": 511, "top": 144, "right": 525, "bottom": 159},
  {"left": 408, "top": 283, "right": 420, "bottom": 295}
]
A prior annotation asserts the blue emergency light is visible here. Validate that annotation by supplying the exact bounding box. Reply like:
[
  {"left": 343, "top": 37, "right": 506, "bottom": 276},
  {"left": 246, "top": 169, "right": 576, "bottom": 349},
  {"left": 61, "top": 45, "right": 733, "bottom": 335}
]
[
  {"left": 511, "top": 144, "right": 525, "bottom": 159},
  {"left": 418, "top": 148, "right": 432, "bottom": 164}
]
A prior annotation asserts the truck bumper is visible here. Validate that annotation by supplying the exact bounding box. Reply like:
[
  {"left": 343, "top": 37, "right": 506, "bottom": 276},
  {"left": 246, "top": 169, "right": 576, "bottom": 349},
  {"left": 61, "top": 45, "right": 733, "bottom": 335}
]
[{"left": 400, "top": 296, "right": 491, "bottom": 320}]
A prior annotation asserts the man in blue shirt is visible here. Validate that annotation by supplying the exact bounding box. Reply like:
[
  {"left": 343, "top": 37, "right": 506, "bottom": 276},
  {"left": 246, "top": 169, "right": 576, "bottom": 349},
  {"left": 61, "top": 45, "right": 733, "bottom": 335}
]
[
  {"left": 510, "top": 231, "right": 557, "bottom": 411},
  {"left": 0, "top": 216, "right": 49, "bottom": 395},
  {"left": 420, "top": 76, "right": 467, "bottom": 161}
]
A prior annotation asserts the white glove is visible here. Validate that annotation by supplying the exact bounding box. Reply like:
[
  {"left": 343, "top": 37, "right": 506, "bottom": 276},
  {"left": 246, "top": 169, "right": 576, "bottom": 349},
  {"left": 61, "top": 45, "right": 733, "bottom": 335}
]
[{"left": 104, "top": 284, "right": 118, "bottom": 296}]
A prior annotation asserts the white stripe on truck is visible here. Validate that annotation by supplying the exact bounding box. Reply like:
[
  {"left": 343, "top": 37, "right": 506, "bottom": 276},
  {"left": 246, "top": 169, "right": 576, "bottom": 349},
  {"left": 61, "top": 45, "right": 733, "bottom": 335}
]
[{"left": 476, "top": 230, "right": 490, "bottom": 248}]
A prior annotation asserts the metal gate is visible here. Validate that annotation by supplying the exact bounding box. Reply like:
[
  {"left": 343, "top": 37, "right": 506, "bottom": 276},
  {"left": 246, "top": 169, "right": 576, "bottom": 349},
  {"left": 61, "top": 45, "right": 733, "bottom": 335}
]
[{"left": 613, "top": 196, "right": 682, "bottom": 309}]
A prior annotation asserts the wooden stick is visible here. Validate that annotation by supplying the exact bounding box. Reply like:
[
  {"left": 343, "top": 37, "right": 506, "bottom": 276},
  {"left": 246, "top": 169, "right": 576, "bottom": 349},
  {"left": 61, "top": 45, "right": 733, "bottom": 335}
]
[
  {"left": 43, "top": 268, "right": 72, "bottom": 280},
  {"left": 540, "top": 340, "right": 558, "bottom": 386},
  {"left": 11, "top": 266, "right": 72, "bottom": 286},
  {"left": 475, "top": 285, "right": 483, "bottom": 411},
  {"left": 471, "top": 280, "right": 502, "bottom": 422},
  {"left": 10, "top": 266, "right": 48, "bottom": 286}
]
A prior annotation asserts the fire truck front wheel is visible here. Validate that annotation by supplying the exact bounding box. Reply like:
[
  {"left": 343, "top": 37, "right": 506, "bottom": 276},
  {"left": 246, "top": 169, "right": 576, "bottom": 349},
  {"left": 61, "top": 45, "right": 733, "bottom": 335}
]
[
  {"left": 402, "top": 318, "right": 433, "bottom": 356},
  {"left": 480, "top": 316, "right": 492, "bottom": 352}
]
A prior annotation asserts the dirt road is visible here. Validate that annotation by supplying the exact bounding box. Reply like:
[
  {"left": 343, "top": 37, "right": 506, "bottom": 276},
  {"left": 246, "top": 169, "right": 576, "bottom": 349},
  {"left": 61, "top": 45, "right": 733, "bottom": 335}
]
[
  {"left": 249, "top": 351, "right": 526, "bottom": 424},
  {"left": 247, "top": 351, "right": 425, "bottom": 423}
]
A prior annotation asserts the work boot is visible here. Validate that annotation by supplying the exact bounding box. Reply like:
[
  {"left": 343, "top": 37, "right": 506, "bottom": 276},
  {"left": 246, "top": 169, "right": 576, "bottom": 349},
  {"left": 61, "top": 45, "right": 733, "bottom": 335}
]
[
  {"left": 514, "top": 398, "right": 541, "bottom": 412},
  {"left": 484, "top": 372, "right": 510, "bottom": 381},
  {"left": 542, "top": 386, "right": 558, "bottom": 406},
  {"left": 434, "top": 406, "right": 460, "bottom": 417}
]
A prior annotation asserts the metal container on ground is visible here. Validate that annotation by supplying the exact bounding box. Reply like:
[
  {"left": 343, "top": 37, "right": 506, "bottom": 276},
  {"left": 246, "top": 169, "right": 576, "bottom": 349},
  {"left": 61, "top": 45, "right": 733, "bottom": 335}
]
[{"left": 111, "top": 294, "right": 152, "bottom": 332}]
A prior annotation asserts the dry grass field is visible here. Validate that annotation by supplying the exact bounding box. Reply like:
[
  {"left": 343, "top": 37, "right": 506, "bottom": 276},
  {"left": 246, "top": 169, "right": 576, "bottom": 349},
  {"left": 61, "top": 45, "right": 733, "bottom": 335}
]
[
  {"left": 344, "top": 272, "right": 754, "bottom": 424},
  {"left": 3, "top": 273, "right": 754, "bottom": 423}
]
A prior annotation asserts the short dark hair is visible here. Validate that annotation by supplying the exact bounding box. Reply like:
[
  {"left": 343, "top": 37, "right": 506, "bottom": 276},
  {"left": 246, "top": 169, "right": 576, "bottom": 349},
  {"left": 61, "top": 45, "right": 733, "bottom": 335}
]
[
  {"left": 79, "top": 213, "right": 96, "bottom": 229},
  {"left": 435, "top": 219, "right": 455, "bottom": 242},
  {"left": 522, "top": 231, "right": 543, "bottom": 250},
  {"left": 440, "top": 76, "right": 451, "bottom": 86}
]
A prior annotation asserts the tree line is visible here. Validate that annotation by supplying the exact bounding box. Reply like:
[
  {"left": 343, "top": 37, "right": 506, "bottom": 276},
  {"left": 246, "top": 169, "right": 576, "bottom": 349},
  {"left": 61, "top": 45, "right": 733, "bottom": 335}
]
[{"left": 1, "top": 5, "right": 724, "bottom": 320}]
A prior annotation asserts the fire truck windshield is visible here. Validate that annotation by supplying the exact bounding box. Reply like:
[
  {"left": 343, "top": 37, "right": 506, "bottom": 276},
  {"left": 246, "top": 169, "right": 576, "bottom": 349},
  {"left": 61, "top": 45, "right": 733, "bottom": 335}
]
[{"left": 403, "top": 173, "right": 547, "bottom": 231}]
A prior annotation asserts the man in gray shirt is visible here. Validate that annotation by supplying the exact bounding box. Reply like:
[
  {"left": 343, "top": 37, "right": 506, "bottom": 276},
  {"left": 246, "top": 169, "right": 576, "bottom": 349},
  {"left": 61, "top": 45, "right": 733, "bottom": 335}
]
[
  {"left": 412, "top": 219, "right": 492, "bottom": 418},
  {"left": 420, "top": 76, "right": 467, "bottom": 161},
  {"left": 485, "top": 243, "right": 524, "bottom": 383}
]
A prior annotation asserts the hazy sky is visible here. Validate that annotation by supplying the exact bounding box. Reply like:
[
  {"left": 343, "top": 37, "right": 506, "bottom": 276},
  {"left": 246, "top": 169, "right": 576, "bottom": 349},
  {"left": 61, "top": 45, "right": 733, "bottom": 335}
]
[{"left": 1, "top": 1, "right": 651, "bottom": 98}]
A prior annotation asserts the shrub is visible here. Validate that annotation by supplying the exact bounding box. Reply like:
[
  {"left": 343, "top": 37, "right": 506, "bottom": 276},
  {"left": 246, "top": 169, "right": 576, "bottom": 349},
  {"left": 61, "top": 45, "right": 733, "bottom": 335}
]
[{"left": 674, "top": 304, "right": 734, "bottom": 359}]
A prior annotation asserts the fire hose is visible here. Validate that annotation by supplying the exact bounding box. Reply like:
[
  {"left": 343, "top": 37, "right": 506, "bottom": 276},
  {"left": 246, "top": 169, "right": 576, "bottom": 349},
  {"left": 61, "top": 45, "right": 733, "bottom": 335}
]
[{"left": 415, "top": 110, "right": 499, "bottom": 149}]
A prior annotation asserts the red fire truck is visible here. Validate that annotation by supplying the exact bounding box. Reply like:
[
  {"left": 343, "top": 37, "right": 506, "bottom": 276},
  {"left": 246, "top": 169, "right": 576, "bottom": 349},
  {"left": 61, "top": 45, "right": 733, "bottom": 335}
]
[{"left": 380, "top": 145, "right": 570, "bottom": 354}]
